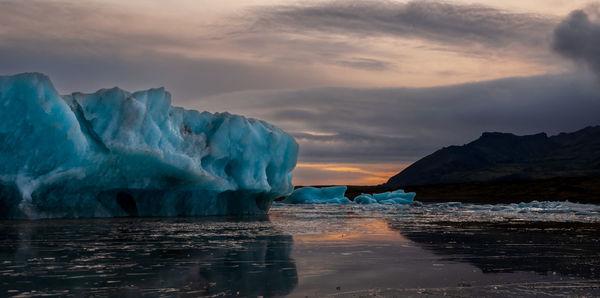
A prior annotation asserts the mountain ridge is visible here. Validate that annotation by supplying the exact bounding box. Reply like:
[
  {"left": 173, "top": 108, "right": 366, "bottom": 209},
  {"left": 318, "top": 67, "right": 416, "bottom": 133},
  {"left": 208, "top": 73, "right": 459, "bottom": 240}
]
[{"left": 385, "top": 125, "right": 600, "bottom": 187}]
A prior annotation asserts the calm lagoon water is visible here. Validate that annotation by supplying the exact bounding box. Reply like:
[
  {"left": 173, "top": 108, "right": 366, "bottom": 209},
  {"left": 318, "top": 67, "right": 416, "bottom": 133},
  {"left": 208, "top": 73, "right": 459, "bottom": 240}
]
[{"left": 1, "top": 203, "right": 600, "bottom": 297}]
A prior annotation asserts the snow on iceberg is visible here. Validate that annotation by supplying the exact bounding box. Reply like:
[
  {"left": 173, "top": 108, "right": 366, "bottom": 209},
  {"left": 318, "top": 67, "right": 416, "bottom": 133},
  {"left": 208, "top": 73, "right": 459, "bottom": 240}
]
[
  {"left": 0, "top": 73, "right": 298, "bottom": 219},
  {"left": 355, "top": 189, "right": 416, "bottom": 204},
  {"left": 283, "top": 186, "right": 351, "bottom": 204}
]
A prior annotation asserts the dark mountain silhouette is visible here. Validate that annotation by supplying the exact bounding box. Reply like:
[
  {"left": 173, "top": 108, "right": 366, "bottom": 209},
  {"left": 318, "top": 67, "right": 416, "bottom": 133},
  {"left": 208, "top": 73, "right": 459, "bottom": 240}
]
[{"left": 385, "top": 126, "right": 600, "bottom": 187}]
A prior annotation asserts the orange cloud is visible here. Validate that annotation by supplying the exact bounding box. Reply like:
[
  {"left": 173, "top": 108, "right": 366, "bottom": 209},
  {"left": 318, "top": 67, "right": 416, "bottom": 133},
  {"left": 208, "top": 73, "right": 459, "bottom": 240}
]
[{"left": 293, "top": 162, "right": 409, "bottom": 186}]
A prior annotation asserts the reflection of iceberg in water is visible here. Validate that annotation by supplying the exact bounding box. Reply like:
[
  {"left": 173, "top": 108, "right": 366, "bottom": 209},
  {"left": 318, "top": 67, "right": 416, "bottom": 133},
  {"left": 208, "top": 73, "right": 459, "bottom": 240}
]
[
  {"left": 0, "top": 217, "right": 298, "bottom": 296},
  {"left": 389, "top": 220, "right": 600, "bottom": 279}
]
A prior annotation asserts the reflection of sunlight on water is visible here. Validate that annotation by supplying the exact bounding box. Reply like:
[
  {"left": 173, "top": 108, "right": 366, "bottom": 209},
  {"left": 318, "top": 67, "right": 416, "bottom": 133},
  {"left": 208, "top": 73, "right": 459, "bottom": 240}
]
[
  {"left": 293, "top": 219, "right": 410, "bottom": 244},
  {"left": 271, "top": 205, "right": 600, "bottom": 297}
]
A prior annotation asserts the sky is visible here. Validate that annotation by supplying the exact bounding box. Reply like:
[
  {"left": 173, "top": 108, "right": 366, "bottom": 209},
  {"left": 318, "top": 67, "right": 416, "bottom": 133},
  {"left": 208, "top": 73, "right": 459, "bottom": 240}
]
[{"left": 2, "top": 0, "right": 600, "bottom": 185}]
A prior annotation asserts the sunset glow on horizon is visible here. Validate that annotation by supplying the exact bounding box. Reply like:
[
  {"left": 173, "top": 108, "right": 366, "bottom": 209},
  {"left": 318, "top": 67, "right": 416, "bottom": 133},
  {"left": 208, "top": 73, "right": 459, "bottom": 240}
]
[{"left": 293, "top": 162, "right": 410, "bottom": 186}]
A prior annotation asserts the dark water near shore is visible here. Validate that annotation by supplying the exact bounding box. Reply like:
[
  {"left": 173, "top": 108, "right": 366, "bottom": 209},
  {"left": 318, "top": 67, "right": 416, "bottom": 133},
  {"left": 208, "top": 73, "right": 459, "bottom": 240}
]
[{"left": 1, "top": 203, "right": 600, "bottom": 297}]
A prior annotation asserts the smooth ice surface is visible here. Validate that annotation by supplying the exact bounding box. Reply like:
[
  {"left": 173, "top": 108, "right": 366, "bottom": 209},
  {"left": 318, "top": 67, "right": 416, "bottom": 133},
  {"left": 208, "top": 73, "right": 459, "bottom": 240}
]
[
  {"left": 0, "top": 73, "right": 298, "bottom": 219},
  {"left": 355, "top": 189, "right": 416, "bottom": 204},
  {"left": 283, "top": 186, "right": 351, "bottom": 204}
]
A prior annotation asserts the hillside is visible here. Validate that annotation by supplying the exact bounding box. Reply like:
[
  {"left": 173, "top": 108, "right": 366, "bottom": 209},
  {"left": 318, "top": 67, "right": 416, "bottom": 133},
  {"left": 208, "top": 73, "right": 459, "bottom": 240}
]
[{"left": 385, "top": 126, "right": 600, "bottom": 187}]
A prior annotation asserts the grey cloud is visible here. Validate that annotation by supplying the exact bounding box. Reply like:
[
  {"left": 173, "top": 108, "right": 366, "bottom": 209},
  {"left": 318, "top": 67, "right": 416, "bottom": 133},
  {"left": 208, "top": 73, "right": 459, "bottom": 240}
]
[
  {"left": 0, "top": 44, "right": 321, "bottom": 98},
  {"left": 195, "top": 73, "right": 600, "bottom": 164},
  {"left": 0, "top": 0, "right": 564, "bottom": 88},
  {"left": 335, "top": 57, "right": 391, "bottom": 71},
  {"left": 233, "top": 35, "right": 361, "bottom": 62},
  {"left": 231, "top": 34, "right": 390, "bottom": 71},
  {"left": 266, "top": 108, "right": 322, "bottom": 122},
  {"left": 0, "top": 1, "right": 329, "bottom": 97},
  {"left": 553, "top": 7, "right": 600, "bottom": 77},
  {"left": 249, "top": 0, "right": 556, "bottom": 51},
  {"left": 292, "top": 132, "right": 419, "bottom": 163},
  {"left": 0, "top": 1, "right": 198, "bottom": 50}
]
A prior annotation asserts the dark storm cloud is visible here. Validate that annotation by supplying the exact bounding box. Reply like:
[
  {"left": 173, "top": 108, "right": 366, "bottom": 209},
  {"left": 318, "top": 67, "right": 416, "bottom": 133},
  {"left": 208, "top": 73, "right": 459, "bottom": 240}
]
[
  {"left": 249, "top": 0, "right": 556, "bottom": 50},
  {"left": 196, "top": 73, "right": 600, "bottom": 163},
  {"left": 553, "top": 7, "right": 600, "bottom": 77}
]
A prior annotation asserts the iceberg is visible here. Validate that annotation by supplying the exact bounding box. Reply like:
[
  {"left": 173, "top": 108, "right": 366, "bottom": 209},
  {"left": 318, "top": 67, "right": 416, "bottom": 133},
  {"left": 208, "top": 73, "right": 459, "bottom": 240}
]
[
  {"left": 283, "top": 187, "right": 416, "bottom": 205},
  {"left": 354, "top": 189, "right": 416, "bottom": 204},
  {"left": 354, "top": 194, "right": 378, "bottom": 204},
  {"left": 0, "top": 73, "right": 298, "bottom": 219},
  {"left": 283, "top": 186, "right": 351, "bottom": 204}
]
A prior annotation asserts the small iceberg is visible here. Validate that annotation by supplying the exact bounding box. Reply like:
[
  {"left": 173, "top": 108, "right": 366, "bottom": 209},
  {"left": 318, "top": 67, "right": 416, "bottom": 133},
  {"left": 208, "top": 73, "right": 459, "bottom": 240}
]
[
  {"left": 283, "top": 186, "right": 352, "bottom": 204},
  {"left": 283, "top": 187, "right": 417, "bottom": 205},
  {"left": 355, "top": 189, "right": 416, "bottom": 205}
]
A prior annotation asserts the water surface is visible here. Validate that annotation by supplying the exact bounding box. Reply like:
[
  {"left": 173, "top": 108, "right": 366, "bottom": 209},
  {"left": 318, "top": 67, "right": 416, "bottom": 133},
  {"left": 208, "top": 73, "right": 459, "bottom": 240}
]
[{"left": 1, "top": 203, "right": 599, "bottom": 296}]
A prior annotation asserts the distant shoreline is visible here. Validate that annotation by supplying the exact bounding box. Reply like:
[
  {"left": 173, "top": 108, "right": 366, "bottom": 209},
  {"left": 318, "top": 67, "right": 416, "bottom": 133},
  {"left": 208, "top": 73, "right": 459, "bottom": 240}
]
[{"left": 299, "top": 176, "right": 600, "bottom": 205}]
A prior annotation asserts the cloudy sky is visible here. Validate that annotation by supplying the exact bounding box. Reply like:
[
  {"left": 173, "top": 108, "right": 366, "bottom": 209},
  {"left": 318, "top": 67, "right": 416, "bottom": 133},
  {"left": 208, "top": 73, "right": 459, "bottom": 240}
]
[{"left": 2, "top": 0, "right": 600, "bottom": 185}]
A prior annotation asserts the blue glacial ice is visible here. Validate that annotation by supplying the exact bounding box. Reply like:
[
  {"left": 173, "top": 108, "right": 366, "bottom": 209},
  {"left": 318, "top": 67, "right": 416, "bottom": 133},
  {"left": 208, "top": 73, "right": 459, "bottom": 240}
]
[
  {"left": 0, "top": 73, "right": 298, "bottom": 219},
  {"left": 283, "top": 186, "right": 352, "bottom": 204},
  {"left": 355, "top": 189, "right": 416, "bottom": 205},
  {"left": 283, "top": 187, "right": 416, "bottom": 205},
  {"left": 354, "top": 194, "right": 379, "bottom": 204}
]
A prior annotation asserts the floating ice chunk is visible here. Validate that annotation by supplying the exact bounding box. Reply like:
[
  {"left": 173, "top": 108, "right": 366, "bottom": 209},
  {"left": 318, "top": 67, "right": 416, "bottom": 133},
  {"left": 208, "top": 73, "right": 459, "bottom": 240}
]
[
  {"left": 354, "top": 194, "right": 378, "bottom": 204},
  {"left": 283, "top": 186, "right": 351, "bottom": 204},
  {"left": 0, "top": 73, "right": 298, "bottom": 219},
  {"left": 379, "top": 199, "right": 397, "bottom": 205},
  {"left": 411, "top": 200, "right": 424, "bottom": 207},
  {"left": 355, "top": 189, "right": 416, "bottom": 204},
  {"left": 420, "top": 200, "right": 597, "bottom": 218},
  {"left": 458, "top": 201, "right": 580, "bottom": 214},
  {"left": 490, "top": 205, "right": 509, "bottom": 211}
]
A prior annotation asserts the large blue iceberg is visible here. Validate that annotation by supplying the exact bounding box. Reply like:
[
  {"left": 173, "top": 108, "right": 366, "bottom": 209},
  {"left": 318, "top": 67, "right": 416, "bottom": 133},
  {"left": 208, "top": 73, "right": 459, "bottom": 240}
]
[{"left": 0, "top": 73, "right": 298, "bottom": 219}]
